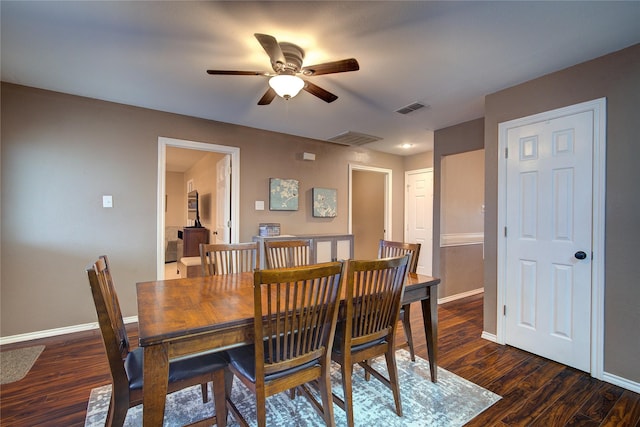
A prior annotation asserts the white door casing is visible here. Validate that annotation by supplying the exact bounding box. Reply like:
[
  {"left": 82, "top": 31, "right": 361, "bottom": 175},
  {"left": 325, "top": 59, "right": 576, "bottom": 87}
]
[
  {"left": 497, "top": 98, "right": 606, "bottom": 378},
  {"left": 157, "top": 137, "right": 240, "bottom": 278},
  {"left": 405, "top": 168, "right": 433, "bottom": 275},
  {"left": 215, "top": 155, "right": 231, "bottom": 244}
]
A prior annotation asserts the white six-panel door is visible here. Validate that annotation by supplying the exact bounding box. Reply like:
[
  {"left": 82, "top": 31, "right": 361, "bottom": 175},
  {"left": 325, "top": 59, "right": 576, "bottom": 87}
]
[
  {"left": 504, "top": 110, "right": 594, "bottom": 372},
  {"left": 405, "top": 169, "right": 433, "bottom": 275}
]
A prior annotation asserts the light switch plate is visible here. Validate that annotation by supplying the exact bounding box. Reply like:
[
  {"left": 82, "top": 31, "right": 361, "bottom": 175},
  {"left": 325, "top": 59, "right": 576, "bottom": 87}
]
[
  {"left": 255, "top": 200, "right": 264, "bottom": 210},
  {"left": 103, "top": 195, "right": 113, "bottom": 208}
]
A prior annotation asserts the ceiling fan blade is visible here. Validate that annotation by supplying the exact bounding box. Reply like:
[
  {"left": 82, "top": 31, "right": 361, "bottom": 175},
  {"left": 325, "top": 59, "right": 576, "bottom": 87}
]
[
  {"left": 254, "top": 33, "right": 286, "bottom": 72},
  {"left": 206, "top": 70, "right": 267, "bottom": 76},
  {"left": 303, "top": 81, "right": 338, "bottom": 103},
  {"left": 258, "top": 87, "right": 277, "bottom": 105},
  {"left": 301, "top": 58, "right": 359, "bottom": 76}
]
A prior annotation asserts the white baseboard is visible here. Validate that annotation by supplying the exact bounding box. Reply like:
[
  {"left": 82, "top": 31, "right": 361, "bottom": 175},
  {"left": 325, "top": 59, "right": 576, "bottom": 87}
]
[
  {"left": 0, "top": 316, "right": 138, "bottom": 346},
  {"left": 481, "top": 331, "right": 497, "bottom": 342},
  {"left": 602, "top": 371, "right": 640, "bottom": 394},
  {"left": 437, "top": 287, "right": 484, "bottom": 304}
]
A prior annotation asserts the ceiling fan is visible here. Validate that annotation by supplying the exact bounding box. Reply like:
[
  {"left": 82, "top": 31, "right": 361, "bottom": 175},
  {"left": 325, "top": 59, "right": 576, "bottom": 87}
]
[{"left": 206, "top": 33, "right": 359, "bottom": 105}]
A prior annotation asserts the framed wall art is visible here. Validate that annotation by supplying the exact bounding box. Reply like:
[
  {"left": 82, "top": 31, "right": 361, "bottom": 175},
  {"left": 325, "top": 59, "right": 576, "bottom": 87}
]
[
  {"left": 312, "top": 187, "right": 337, "bottom": 218},
  {"left": 269, "top": 178, "right": 299, "bottom": 211}
]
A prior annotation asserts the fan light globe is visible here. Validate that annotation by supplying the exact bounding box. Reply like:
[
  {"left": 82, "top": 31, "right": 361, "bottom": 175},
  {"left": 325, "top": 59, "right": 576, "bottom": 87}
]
[{"left": 269, "top": 75, "right": 305, "bottom": 99}]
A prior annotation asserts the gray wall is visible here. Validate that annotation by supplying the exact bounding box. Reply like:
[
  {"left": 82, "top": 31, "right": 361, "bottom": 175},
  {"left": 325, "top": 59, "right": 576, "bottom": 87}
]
[
  {"left": 1, "top": 82, "right": 419, "bottom": 337},
  {"left": 433, "top": 118, "right": 485, "bottom": 300},
  {"left": 484, "top": 43, "right": 640, "bottom": 382}
]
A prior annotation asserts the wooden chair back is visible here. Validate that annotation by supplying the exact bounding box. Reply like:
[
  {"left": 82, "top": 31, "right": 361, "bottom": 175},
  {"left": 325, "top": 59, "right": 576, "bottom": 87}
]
[
  {"left": 332, "top": 255, "right": 409, "bottom": 427},
  {"left": 378, "top": 240, "right": 421, "bottom": 274},
  {"left": 264, "top": 239, "right": 312, "bottom": 269},
  {"left": 225, "top": 261, "right": 344, "bottom": 427},
  {"left": 344, "top": 256, "right": 409, "bottom": 347},
  {"left": 86, "top": 255, "right": 133, "bottom": 407},
  {"left": 254, "top": 261, "right": 344, "bottom": 378},
  {"left": 200, "top": 242, "right": 259, "bottom": 276}
]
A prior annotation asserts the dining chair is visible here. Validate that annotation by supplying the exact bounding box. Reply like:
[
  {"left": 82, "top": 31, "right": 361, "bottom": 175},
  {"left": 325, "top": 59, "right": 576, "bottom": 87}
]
[
  {"left": 225, "top": 261, "right": 345, "bottom": 427},
  {"left": 263, "top": 239, "right": 312, "bottom": 269},
  {"left": 332, "top": 255, "right": 409, "bottom": 427},
  {"left": 200, "top": 242, "right": 259, "bottom": 276},
  {"left": 86, "top": 255, "right": 231, "bottom": 427},
  {"left": 378, "top": 240, "right": 421, "bottom": 361}
]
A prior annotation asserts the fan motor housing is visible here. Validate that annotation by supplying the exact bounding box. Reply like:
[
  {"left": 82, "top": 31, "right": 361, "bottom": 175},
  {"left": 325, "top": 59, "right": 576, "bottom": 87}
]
[{"left": 279, "top": 42, "right": 305, "bottom": 73}]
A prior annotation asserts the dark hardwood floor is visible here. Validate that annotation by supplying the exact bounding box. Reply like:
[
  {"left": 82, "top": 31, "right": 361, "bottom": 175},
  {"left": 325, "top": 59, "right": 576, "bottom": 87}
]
[{"left": 1, "top": 294, "right": 639, "bottom": 426}]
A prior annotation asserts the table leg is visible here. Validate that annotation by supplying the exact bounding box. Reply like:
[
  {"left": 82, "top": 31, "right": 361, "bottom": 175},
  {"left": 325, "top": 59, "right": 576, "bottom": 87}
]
[
  {"left": 143, "top": 343, "right": 170, "bottom": 426},
  {"left": 421, "top": 288, "right": 438, "bottom": 382}
]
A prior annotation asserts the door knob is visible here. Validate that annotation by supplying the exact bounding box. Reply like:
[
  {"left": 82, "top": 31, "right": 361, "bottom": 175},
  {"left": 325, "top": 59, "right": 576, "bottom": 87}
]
[{"left": 574, "top": 251, "right": 587, "bottom": 260}]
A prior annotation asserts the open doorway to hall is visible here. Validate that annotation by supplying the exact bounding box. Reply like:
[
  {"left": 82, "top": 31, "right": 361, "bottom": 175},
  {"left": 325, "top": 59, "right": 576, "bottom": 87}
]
[
  {"left": 349, "top": 164, "right": 392, "bottom": 259},
  {"left": 156, "top": 137, "right": 240, "bottom": 279}
]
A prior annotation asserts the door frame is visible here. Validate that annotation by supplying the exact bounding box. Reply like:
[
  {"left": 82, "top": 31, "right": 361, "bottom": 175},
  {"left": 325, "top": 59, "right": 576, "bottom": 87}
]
[
  {"left": 156, "top": 136, "right": 240, "bottom": 278},
  {"left": 496, "top": 98, "right": 606, "bottom": 379},
  {"left": 348, "top": 164, "right": 392, "bottom": 241}
]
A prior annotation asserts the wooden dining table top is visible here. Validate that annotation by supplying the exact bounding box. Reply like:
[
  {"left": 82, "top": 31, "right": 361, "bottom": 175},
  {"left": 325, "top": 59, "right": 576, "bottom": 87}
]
[{"left": 137, "top": 271, "right": 439, "bottom": 349}]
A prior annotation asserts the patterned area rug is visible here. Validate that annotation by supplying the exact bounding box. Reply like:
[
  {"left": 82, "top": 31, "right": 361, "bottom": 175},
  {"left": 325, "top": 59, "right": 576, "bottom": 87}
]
[
  {"left": 0, "top": 345, "right": 45, "bottom": 384},
  {"left": 85, "top": 350, "right": 500, "bottom": 426}
]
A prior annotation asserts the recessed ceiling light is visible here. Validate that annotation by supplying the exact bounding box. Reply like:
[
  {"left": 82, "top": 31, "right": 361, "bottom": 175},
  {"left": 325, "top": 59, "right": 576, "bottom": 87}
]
[{"left": 401, "top": 143, "right": 413, "bottom": 149}]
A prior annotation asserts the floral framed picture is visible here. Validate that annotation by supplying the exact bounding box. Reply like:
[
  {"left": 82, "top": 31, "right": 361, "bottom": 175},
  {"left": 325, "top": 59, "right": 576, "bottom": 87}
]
[
  {"left": 312, "top": 187, "right": 337, "bottom": 218},
  {"left": 269, "top": 178, "right": 299, "bottom": 211}
]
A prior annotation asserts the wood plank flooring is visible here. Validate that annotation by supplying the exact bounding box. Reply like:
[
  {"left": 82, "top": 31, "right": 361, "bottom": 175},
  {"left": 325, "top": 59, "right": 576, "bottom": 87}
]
[{"left": 1, "top": 294, "right": 638, "bottom": 426}]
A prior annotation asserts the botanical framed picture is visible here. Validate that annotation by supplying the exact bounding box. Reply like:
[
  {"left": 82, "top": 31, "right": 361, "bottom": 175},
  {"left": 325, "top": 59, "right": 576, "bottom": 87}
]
[
  {"left": 312, "top": 187, "right": 337, "bottom": 218},
  {"left": 269, "top": 178, "right": 299, "bottom": 211}
]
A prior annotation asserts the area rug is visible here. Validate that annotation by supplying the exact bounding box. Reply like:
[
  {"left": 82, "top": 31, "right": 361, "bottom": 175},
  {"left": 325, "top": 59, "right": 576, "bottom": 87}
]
[
  {"left": 85, "top": 349, "right": 500, "bottom": 426},
  {"left": 0, "top": 345, "right": 45, "bottom": 384}
]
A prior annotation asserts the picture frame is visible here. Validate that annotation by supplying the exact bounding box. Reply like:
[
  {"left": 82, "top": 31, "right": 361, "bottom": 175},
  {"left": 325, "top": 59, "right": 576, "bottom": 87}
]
[
  {"left": 269, "top": 178, "right": 299, "bottom": 211},
  {"left": 312, "top": 187, "right": 337, "bottom": 218}
]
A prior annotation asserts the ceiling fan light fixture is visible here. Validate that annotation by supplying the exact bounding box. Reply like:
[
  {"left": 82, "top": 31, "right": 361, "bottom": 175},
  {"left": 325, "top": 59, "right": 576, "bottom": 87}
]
[{"left": 269, "top": 75, "right": 305, "bottom": 99}]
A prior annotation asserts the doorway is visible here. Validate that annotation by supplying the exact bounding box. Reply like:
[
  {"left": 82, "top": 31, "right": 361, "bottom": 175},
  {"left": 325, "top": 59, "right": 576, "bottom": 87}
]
[
  {"left": 156, "top": 137, "right": 240, "bottom": 279},
  {"left": 497, "top": 98, "right": 606, "bottom": 377},
  {"left": 348, "top": 164, "right": 392, "bottom": 258}
]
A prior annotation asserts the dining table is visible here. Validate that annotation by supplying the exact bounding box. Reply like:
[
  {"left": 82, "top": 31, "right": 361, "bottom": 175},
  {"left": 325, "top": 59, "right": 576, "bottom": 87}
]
[{"left": 136, "top": 270, "right": 440, "bottom": 426}]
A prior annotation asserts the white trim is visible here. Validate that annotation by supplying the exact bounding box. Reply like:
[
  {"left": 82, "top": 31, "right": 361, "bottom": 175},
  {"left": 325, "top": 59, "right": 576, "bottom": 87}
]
[
  {"left": 0, "top": 316, "right": 138, "bottom": 346},
  {"left": 157, "top": 137, "right": 240, "bottom": 279},
  {"left": 602, "top": 372, "right": 640, "bottom": 394},
  {"left": 440, "top": 232, "right": 484, "bottom": 247},
  {"left": 496, "top": 97, "right": 606, "bottom": 380},
  {"left": 348, "top": 164, "right": 393, "bottom": 241},
  {"left": 437, "top": 287, "right": 484, "bottom": 304},
  {"left": 481, "top": 331, "right": 498, "bottom": 343}
]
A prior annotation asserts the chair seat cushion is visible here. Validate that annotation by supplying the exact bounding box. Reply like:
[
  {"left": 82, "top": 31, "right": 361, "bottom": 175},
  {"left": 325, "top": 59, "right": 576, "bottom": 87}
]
[
  {"left": 332, "top": 324, "right": 386, "bottom": 355},
  {"left": 125, "top": 347, "right": 228, "bottom": 390},
  {"left": 227, "top": 342, "right": 320, "bottom": 383}
]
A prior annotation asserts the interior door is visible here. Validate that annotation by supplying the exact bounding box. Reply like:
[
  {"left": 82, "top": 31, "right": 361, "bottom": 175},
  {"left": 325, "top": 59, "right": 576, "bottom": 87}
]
[
  {"left": 504, "top": 110, "right": 593, "bottom": 372},
  {"left": 405, "top": 169, "right": 433, "bottom": 275},
  {"left": 215, "top": 155, "right": 231, "bottom": 243}
]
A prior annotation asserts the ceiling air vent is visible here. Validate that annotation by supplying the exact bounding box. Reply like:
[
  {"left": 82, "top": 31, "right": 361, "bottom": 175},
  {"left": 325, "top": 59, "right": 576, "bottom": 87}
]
[
  {"left": 327, "top": 131, "right": 383, "bottom": 146},
  {"left": 395, "top": 102, "right": 429, "bottom": 115}
]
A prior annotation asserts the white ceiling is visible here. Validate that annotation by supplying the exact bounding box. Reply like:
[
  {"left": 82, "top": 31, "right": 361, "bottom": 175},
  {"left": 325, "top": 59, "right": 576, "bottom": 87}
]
[{"left": 2, "top": 1, "right": 639, "bottom": 156}]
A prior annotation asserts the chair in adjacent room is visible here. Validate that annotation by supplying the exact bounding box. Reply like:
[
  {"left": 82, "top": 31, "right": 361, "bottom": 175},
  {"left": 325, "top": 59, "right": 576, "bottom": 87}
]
[
  {"left": 86, "top": 255, "right": 230, "bottom": 427},
  {"left": 263, "top": 239, "right": 312, "bottom": 269},
  {"left": 225, "top": 262, "right": 345, "bottom": 427},
  {"left": 200, "top": 242, "right": 259, "bottom": 276},
  {"left": 378, "top": 239, "right": 421, "bottom": 361},
  {"left": 331, "top": 255, "right": 409, "bottom": 427}
]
